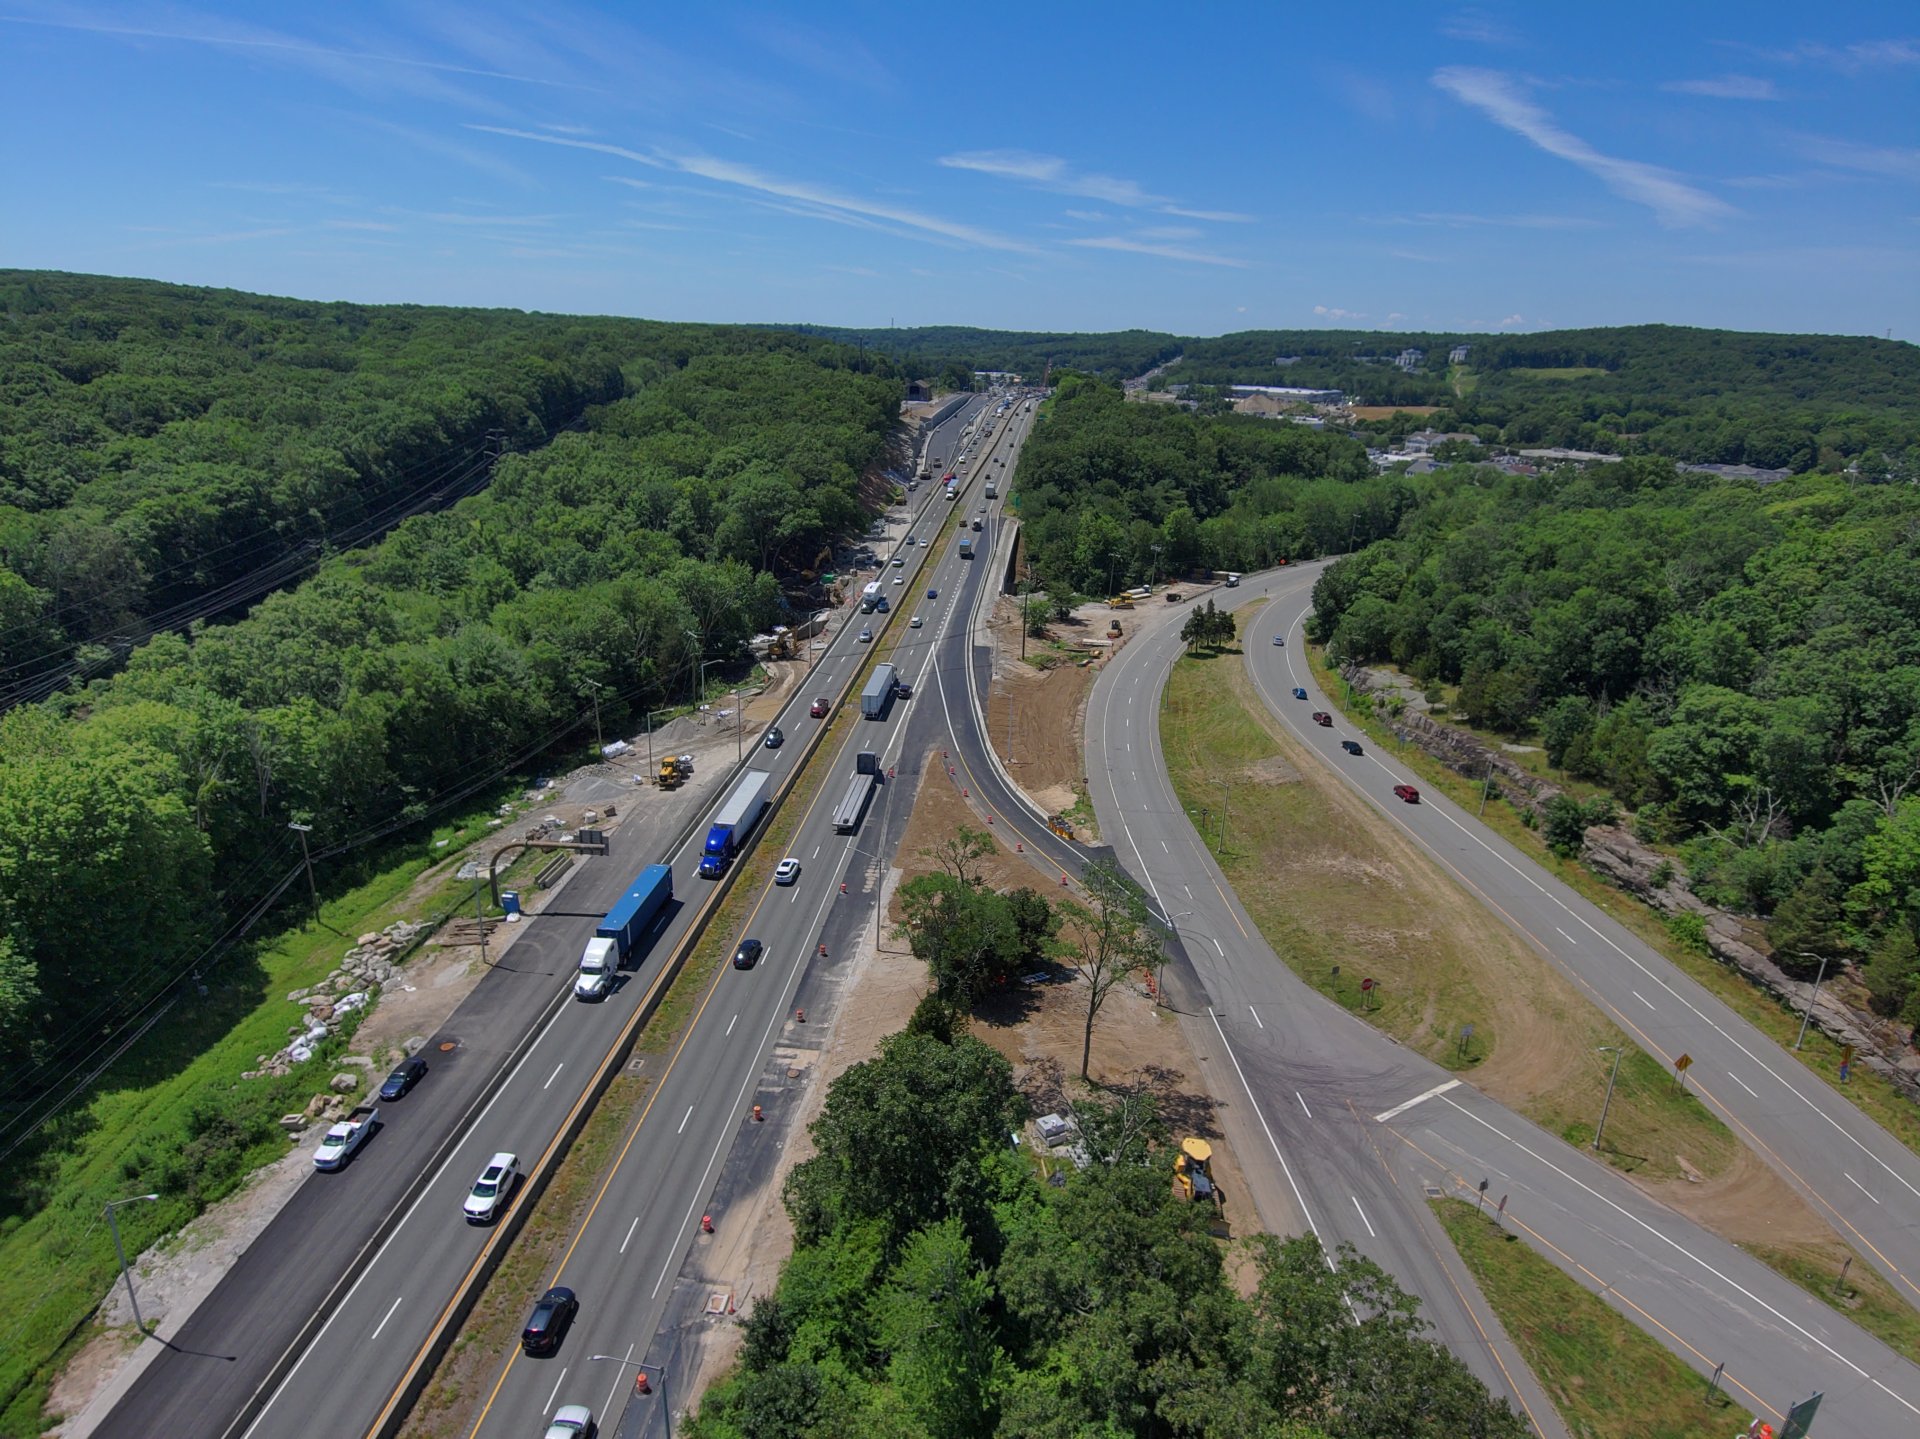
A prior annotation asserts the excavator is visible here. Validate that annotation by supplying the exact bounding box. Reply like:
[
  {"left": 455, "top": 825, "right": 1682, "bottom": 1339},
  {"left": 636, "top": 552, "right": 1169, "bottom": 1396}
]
[{"left": 1174, "top": 1138, "right": 1227, "bottom": 1230}]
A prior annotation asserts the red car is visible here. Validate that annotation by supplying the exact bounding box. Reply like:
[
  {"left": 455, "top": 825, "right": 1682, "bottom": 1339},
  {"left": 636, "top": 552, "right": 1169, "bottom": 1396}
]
[
  {"left": 1311, "top": 711, "right": 1332, "bottom": 727},
  {"left": 809, "top": 697, "right": 829, "bottom": 718},
  {"left": 1393, "top": 784, "right": 1421, "bottom": 804}
]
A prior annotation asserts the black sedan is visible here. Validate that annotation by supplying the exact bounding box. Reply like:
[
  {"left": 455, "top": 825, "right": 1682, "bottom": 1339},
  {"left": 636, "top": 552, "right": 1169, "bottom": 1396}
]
[
  {"left": 732, "top": 938, "right": 765, "bottom": 970},
  {"left": 521, "top": 1286, "right": 579, "bottom": 1356},
  {"left": 378, "top": 1056, "right": 427, "bottom": 1100},
  {"left": 763, "top": 726, "right": 783, "bottom": 749}
]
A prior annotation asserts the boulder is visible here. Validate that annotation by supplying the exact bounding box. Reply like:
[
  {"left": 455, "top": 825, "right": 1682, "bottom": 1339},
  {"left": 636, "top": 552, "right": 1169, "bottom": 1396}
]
[
  {"left": 330, "top": 1072, "right": 359, "bottom": 1094},
  {"left": 279, "top": 1113, "right": 310, "bottom": 1133},
  {"left": 358, "top": 932, "right": 381, "bottom": 947},
  {"left": 403, "top": 1034, "right": 428, "bottom": 1055}
]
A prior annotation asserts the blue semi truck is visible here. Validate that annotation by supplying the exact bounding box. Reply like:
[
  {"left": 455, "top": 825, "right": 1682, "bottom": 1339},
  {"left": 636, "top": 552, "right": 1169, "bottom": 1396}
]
[
  {"left": 575, "top": 863, "right": 673, "bottom": 1000},
  {"left": 699, "top": 770, "right": 772, "bottom": 878}
]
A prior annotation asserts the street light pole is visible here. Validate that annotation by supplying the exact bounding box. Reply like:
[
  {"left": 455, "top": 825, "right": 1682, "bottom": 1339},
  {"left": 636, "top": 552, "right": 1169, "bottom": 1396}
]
[
  {"left": 1794, "top": 952, "right": 1831, "bottom": 1051},
  {"left": 1593, "top": 1045, "right": 1624, "bottom": 1152},
  {"left": 287, "top": 822, "right": 318, "bottom": 921},
  {"left": 1219, "top": 779, "right": 1230, "bottom": 854},
  {"left": 583, "top": 678, "right": 604, "bottom": 755},
  {"left": 733, "top": 689, "right": 742, "bottom": 763},
  {"left": 105, "top": 1193, "right": 161, "bottom": 1337},
  {"left": 1150, "top": 543, "right": 1162, "bottom": 591},
  {"left": 591, "top": 1355, "right": 670, "bottom": 1433},
  {"left": 644, "top": 707, "right": 671, "bottom": 774}
]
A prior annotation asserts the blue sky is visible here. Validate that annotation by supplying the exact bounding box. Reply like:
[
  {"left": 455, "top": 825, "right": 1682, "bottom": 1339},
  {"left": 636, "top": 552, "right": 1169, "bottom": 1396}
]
[{"left": 2, "top": 2, "right": 1916, "bottom": 338}]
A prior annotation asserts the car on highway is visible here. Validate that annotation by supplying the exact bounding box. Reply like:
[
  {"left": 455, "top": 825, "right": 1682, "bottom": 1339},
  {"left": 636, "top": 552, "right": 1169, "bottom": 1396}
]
[
  {"left": 1271, "top": 634, "right": 1285, "bottom": 646},
  {"left": 1292, "top": 687, "right": 1307, "bottom": 700},
  {"left": 774, "top": 858, "right": 800, "bottom": 886},
  {"left": 378, "top": 1056, "right": 427, "bottom": 1100},
  {"left": 763, "top": 726, "right": 783, "bottom": 749},
  {"left": 464, "top": 1153, "right": 519, "bottom": 1223},
  {"left": 543, "top": 1404, "right": 596, "bottom": 1439},
  {"left": 1341, "top": 739, "right": 1363, "bottom": 755},
  {"left": 894, "top": 680, "right": 912, "bottom": 699},
  {"left": 521, "top": 1286, "right": 579, "bottom": 1356},
  {"left": 1311, "top": 711, "right": 1332, "bottom": 727},
  {"left": 910, "top": 615, "right": 922, "bottom": 628},
  {"left": 926, "top": 587, "right": 938, "bottom": 600},
  {"left": 890, "top": 556, "right": 904, "bottom": 567},
  {"left": 858, "top": 628, "right": 873, "bottom": 643},
  {"left": 1393, "top": 784, "right": 1421, "bottom": 803},
  {"left": 809, "top": 697, "right": 830, "bottom": 717},
  {"left": 893, "top": 575, "right": 904, "bottom": 585},
  {"left": 732, "top": 938, "right": 764, "bottom": 970}
]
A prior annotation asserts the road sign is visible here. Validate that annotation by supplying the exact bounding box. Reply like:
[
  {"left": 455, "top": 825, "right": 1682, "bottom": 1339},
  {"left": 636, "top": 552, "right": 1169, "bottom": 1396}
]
[
  {"left": 1361, "top": 977, "right": 1375, "bottom": 992},
  {"left": 1780, "top": 1390, "right": 1822, "bottom": 1439},
  {"left": 1675, "top": 1053, "right": 1692, "bottom": 1071}
]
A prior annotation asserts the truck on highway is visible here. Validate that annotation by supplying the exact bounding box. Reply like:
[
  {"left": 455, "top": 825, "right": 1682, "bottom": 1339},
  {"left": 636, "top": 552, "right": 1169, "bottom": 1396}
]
[
  {"left": 861, "top": 662, "right": 900, "bottom": 720},
  {"left": 958, "top": 536, "right": 974, "bottom": 559},
  {"left": 699, "top": 770, "right": 771, "bottom": 878},
  {"left": 860, "top": 580, "right": 882, "bottom": 614},
  {"left": 312, "top": 1104, "right": 378, "bottom": 1170},
  {"left": 577, "top": 862, "right": 674, "bottom": 998},
  {"left": 832, "top": 768, "right": 877, "bottom": 833},
  {"left": 985, "top": 480, "right": 997, "bottom": 498}
]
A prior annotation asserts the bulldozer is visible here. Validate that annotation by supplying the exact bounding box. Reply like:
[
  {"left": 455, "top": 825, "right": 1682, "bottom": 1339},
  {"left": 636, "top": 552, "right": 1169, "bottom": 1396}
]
[{"left": 655, "top": 754, "right": 694, "bottom": 790}]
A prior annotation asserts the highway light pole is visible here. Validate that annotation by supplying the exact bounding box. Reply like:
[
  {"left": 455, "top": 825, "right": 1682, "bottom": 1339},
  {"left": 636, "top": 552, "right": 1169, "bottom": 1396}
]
[
  {"left": 591, "top": 1354, "right": 670, "bottom": 1432},
  {"left": 105, "top": 1192, "right": 161, "bottom": 1338},
  {"left": 1593, "top": 1045, "right": 1624, "bottom": 1152},
  {"left": 287, "top": 821, "right": 318, "bottom": 921},
  {"left": 1150, "top": 543, "right": 1162, "bottom": 591},
  {"left": 733, "top": 689, "right": 742, "bottom": 763},
  {"left": 582, "top": 678, "right": 604, "bottom": 755},
  {"left": 698, "top": 658, "right": 722, "bottom": 709},
  {"left": 644, "top": 708, "right": 672, "bottom": 774},
  {"left": 1793, "top": 951, "right": 1831, "bottom": 1051}
]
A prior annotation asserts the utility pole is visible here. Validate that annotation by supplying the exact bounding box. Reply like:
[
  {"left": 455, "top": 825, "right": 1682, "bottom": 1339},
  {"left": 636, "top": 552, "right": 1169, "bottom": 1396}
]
[
  {"left": 1479, "top": 757, "right": 1493, "bottom": 816},
  {"left": 1593, "top": 1045, "right": 1624, "bottom": 1152},
  {"left": 733, "top": 689, "right": 743, "bottom": 763},
  {"left": 1794, "top": 951, "right": 1831, "bottom": 1051},
  {"left": 476, "top": 879, "right": 489, "bottom": 967},
  {"left": 1107, "top": 552, "right": 1120, "bottom": 598},
  {"left": 105, "top": 1193, "right": 161, "bottom": 1338},
  {"left": 287, "top": 821, "right": 318, "bottom": 921},
  {"left": 1150, "top": 543, "right": 1162, "bottom": 591},
  {"left": 583, "top": 678, "right": 604, "bottom": 755},
  {"left": 1219, "top": 779, "right": 1230, "bottom": 854}
]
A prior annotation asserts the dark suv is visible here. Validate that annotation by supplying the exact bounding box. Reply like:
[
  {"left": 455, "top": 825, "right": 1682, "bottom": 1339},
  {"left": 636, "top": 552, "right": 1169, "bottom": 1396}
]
[{"left": 521, "top": 1287, "right": 578, "bottom": 1356}]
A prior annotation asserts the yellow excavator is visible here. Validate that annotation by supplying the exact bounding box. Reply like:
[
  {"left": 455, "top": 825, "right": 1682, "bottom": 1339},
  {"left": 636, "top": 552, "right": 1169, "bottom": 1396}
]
[{"left": 1174, "top": 1137, "right": 1227, "bottom": 1228}]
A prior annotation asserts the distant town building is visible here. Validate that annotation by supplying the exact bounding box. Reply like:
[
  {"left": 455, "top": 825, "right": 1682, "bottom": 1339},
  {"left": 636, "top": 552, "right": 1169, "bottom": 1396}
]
[
  {"left": 1227, "top": 384, "right": 1345, "bottom": 404},
  {"left": 1403, "top": 429, "right": 1482, "bottom": 454},
  {"left": 972, "top": 370, "right": 1021, "bottom": 383},
  {"left": 1448, "top": 345, "right": 1471, "bottom": 365},
  {"left": 1395, "top": 348, "right": 1426, "bottom": 371},
  {"left": 1273, "top": 355, "right": 1303, "bottom": 366},
  {"left": 1681, "top": 462, "right": 1792, "bottom": 485},
  {"left": 1517, "top": 447, "right": 1624, "bottom": 465}
]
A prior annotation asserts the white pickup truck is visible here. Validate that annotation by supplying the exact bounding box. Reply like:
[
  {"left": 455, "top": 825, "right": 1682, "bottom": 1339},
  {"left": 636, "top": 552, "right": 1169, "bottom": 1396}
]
[{"left": 312, "top": 1104, "right": 378, "bottom": 1170}]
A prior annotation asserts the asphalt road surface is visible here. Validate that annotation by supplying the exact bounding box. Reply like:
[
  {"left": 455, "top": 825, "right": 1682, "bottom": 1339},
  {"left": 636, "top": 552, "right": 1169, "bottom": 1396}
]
[
  {"left": 97, "top": 396, "right": 1002, "bottom": 1439},
  {"left": 1081, "top": 566, "right": 1920, "bottom": 1436}
]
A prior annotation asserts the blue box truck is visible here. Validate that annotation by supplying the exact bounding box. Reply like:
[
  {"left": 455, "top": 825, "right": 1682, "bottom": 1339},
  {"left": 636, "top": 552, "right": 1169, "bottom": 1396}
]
[{"left": 699, "top": 770, "right": 771, "bottom": 878}]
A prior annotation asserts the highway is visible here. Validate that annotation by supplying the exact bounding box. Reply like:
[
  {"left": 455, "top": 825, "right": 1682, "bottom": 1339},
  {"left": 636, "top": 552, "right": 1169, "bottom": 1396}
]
[
  {"left": 438, "top": 396, "right": 1042, "bottom": 1438},
  {"left": 95, "top": 395, "right": 1002, "bottom": 1439},
  {"left": 1077, "top": 566, "right": 1920, "bottom": 1435}
]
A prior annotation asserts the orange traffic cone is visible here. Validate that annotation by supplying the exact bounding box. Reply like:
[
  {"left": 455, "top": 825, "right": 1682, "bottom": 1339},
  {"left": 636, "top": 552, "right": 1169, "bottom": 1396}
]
[
  {"left": 701, "top": 1213, "right": 714, "bottom": 1234},
  {"left": 795, "top": 1007, "right": 805, "bottom": 1023},
  {"left": 752, "top": 1104, "right": 764, "bottom": 1122},
  {"left": 635, "top": 1371, "right": 652, "bottom": 1395}
]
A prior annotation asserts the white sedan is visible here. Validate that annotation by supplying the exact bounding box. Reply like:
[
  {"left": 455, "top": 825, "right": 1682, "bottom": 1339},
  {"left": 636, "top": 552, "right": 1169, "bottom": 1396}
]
[
  {"left": 775, "top": 857, "right": 801, "bottom": 885},
  {"left": 910, "top": 616, "right": 923, "bottom": 628}
]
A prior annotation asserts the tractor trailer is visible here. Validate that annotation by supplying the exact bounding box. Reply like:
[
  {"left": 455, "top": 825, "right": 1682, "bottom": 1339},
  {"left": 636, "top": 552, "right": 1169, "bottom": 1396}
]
[
  {"left": 577, "top": 863, "right": 673, "bottom": 998},
  {"left": 699, "top": 770, "right": 771, "bottom": 878},
  {"left": 860, "top": 663, "right": 900, "bottom": 720}
]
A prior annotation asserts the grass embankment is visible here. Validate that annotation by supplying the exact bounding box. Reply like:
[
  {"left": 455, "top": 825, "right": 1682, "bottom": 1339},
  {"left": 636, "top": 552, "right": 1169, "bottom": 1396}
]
[
  {"left": 1317, "top": 650, "right": 1920, "bottom": 1163},
  {"left": 8, "top": 783, "right": 528, "bottom": 1435},
  {"left": 1434, "top": 1199, "right": 1735, "bottom": 1438},
  {"left": 1159, "top": 633, "right": 1737, "bottom": 1188}
]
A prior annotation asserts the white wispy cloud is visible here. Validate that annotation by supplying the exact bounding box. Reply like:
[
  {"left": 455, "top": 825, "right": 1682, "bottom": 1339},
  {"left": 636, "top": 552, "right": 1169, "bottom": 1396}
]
[
  {"left": 324, "top": 219, "right": 399, "bottom": 232},
  {"left": 1069, "top": 236, "right": 1246, "bottom": 268},
  {"left": 941, "top": 149, "right": 1162, "bottom": 207},
  {"left": 472, "top": 125, "right": 1033, "bottom": 251},
  {"left": 392, "top": 209, "right": 562, "bottom": 227},
  {"left": 1758, "top": 38, "right": 1920, "bottom": 72},
  {"left": 1162, "top": 205, "right": 1255, "bottom": 223},
  {"left": 1795, "top": 135, "right": 1920, "bottom": 180},
  {"left": 1664, "top": 74, "right": 1778, "bottom": 100},
  {"left": 1312, "top": 304, "right": 1367, "bottom": 321},
  {"left": 1432, "top": 67, "right": 1736, "bottom": 227},
  {"left": 1063, "top": 209, "right": 1110, "bottom": 222},
  {"left": 1440, "top": 8, "right": 1522, "bottom": 46},
  {"left": 1373, "top": 210, "right": 1603, "bottom": 229}
]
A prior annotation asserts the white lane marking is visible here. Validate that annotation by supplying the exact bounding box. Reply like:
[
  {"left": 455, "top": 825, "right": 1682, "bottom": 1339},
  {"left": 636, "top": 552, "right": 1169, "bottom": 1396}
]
[
  {"left": 1206, "top": 1011, "right": 1333, "bottom": 1266},
  {"left": 1846, "top": 1172, "right": 1880, "bottom": 1204},
  {"left": 620, "top": 1214, "right": 641, "bottom": 1255},
  {"left": 1728, "top": 1072, "right": 1758, "bottom": 1099},
  {"left": 369, "top": 1295, "right": 403, "bottom": 1341},
  {"left": 602, "top": 1343, "right": 636, "bottom": 1424},
  {"left": 1160, "top": 839, "right": 1167, "bottom": 851},
  {"left": 543, "top": 1063, "right": 565, "bottom": 1090},
  {"left": 678, "top": 1105, "right": 694, "bottom": 1135},
  {"left": 1297, "top": 1091, "right": 1313, "bottom": 1119},
  {"left": 1183, "top": 885, "right": 1192, "bottom": 898},
  {"left": 1439, "top": 1095, "right": 1917, "bottom": 1411},
  {"left": 1555, "top": 926, "right": 1576, "bottom": 944},
  {"left": 810, "top": 844, "right": 820, "bottom": 859},
  {"left": 1373, "top": 1079, "right": 1461, "bottom": 1123},
  {"left": 1249, "top": 1005, "right": 1264, "bottom": 1029},
  {"left": 725, "top": 1013, "right": 738, "bottom": 1037},
  {"left": 543, "top": 1367, "right": 567, "bottom": 1414},
  {"left": 1351, "top": 1196, "right": 1377, "bottom": 1238},
  {"left": 1632, "top": 990, "right": 1656, "bottom": 1011}
]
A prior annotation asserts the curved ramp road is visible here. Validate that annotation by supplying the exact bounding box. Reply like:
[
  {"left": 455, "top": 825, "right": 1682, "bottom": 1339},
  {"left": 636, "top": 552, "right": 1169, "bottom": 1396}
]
[{"left": 1081, "top": 565, "right": 1920, "bottom": 1435}]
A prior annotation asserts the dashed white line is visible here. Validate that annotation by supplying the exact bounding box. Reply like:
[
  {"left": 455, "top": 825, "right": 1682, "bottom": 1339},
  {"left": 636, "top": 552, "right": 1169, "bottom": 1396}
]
[
  {"left": 1728, "top": 1072, "right": 1758, "bottom": 1099},
  {"left": 1351, "top": 1195, "right": 1377, "bottom": 1237},
  {"left": 678, "top": 1104, "right": 695, "bottom": 1135},
  {"left": 1296, "top": 1091, "right": 1313, "bottom": 1119},
  {"left": 542, "top": 1063, "right": 565, "bottom": 1090},
  {"left": 543, "top": 1367, "right": 568, "bottom": 1414},
  {"left": 1846, "top": 1172, "right": 1880, "bottom": 1204},
  {"left": 369, "top": 1295, "right": 403, "bottom": 1341},
  {"left": 1555, "top": 926, "right": 1576, "bottom": 944},
  {"left": 1373, "top": 1079, "right": 1461, "bottom": 1123},
  {"left": 620, "top": 1214, "right": 641, "bottom": 1254},
  {"left": 1249, "top": 1005, "right": 1264, "bottom": 1029},
  {"left": 725, "top": 1012, "right": 738, "bottom": 1036},
  {"left": 1631, "top": 990, "right": 1656, "bottom": 1011}
]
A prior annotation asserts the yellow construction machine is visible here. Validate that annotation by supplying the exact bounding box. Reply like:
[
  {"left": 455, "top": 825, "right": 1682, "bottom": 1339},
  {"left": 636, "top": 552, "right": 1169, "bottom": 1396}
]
[{"left": 655, "top": 754, "right": 694, "bottom": 790}]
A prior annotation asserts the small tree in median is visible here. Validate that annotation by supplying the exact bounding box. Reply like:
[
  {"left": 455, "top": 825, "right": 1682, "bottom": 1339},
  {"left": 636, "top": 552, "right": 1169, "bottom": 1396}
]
[{"left": 1058, "top": 858, "right": 1161, "bottom": 1080}]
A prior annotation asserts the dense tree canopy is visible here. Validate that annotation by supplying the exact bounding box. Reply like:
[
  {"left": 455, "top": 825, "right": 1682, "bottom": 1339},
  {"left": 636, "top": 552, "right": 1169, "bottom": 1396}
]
[
  {"left": 697, "top": 1024, "right": 1527, "bottom": 1439},
  {"left": 0, "top": 278, "right": 903, "bottom": 1098}
]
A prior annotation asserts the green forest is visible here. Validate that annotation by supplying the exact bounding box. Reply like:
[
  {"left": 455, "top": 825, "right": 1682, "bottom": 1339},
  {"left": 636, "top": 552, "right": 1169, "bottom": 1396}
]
[
  {"left": 0, "top": 272, "right": 903, "bottom": 1109},
  {"left": 1009, "top": 375, "right": 1401, "bottom": 594},
  {"left": 691, "top": 1020, "right": 1525, "bottom": 1439},
  {"left": 1307, "top": 462, "right": 1920, "bottom": 1023}
]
